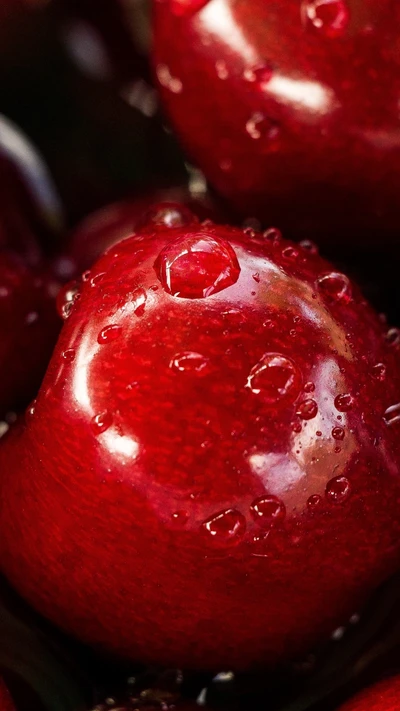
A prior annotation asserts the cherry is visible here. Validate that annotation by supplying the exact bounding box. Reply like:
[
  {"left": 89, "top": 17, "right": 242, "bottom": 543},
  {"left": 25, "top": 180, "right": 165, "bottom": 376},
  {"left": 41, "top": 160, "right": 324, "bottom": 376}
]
[
  {"left": 153, "top": 0, "right": 400, "bottom": 245},
  {"left": 0, "top": 680, "right": 14, "bottom": 711},
  {"left": 0, "top": 250, "right": 60, "bottom": 415},
  {"left": 1, "top": 223, "right": 400, "bottom": 671},
  {"left": 66, "top": 186, "right": 224, "bottom": 273},
  {"left": 338, "top": 676, "right": 400, "bottom": 710}
]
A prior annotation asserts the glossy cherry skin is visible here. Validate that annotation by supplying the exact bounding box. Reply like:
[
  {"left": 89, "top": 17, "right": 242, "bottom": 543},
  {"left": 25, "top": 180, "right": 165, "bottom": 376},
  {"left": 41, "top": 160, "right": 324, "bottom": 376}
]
[
  {"left": 153, "top": 0, "right": 400, "bottom": 245},
  {"left": 2, "top": 225, "right": 400, "bottom": 671},
  {"left": 338, "top": 676, "right": 400, "bottom": 710},
  {"left": 0, "top": 680, "right": 15, "bottom": 711},
  {"left": 66, "top": 186, "right": 224, "bottom": 273},
  {"left": 0, "top": 250, "right": 60, "bottom": 415}
]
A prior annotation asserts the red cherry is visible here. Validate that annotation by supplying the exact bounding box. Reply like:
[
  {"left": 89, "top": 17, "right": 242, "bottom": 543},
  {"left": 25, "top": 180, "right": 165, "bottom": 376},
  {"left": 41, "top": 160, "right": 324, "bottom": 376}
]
[
  {"left": 0, "top": 250, "right": 60, "bottom": 415},
  {"left": 0, "top": 679, "right": 15, "bottom": 711},
  {"left": 66, "top": 187, "right": 224, "bottom": 273},
  {"left": 338, "top": 676, "right": 400, "bottom": 710},
  {"left": 1, "top": 224, "right": 400, "bottom": 671},
  {"left": 153, "top": 0, "right": 400, "bottom": 244}
]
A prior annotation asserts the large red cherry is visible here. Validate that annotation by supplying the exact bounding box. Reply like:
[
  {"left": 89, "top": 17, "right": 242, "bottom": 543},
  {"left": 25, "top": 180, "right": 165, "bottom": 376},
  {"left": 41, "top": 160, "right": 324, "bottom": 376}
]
[
  {"left": 1, "top": 224, "right": 400, "bottom": 671},
  {"left": 0, "top": 679, "right": 15, "bottom": 711},
  {"left": 338, "top": 676, "right": 400, "bottom": 710},
  {"left": 153, "top": 0, "right": 400, "bottom": 245},
  {"left": 0, "top": 250, "right": 60, "bottom": 415},
  {"left": 65, "top": 186, "right": 224, "bottom": 273}
]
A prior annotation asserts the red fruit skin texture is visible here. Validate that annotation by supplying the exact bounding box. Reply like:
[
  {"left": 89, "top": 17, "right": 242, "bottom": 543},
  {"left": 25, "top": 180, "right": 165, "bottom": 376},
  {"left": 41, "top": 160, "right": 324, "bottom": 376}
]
[
  {"left": 0, "top": 250, "right": 60, "bottom": 415},
  {"left": 0, "top": 679, "right": 15, "bottom": 711},
  {"left": 338, "top": 676, "right": 400, "bottom": 711},
  {"left": 67, "top": 187, "right": 223, "bottom": 272},
  {"left": 2, "top": 225, "right": 400, "bottom": 671},
  {"left": 153, "top": 0, "right": 400, "bottom": 245}
]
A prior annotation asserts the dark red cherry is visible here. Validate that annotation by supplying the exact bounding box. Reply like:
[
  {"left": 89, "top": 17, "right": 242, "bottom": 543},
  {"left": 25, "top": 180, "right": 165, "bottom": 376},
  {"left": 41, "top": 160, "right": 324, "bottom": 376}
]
[
  {"left": 338, "top": 675, "right": 400, "bottom": 710},
  {"left": 0, "top": 679, "right": 14, "bottom": 711},
  {"left": 65, "top": 186, "right": 223, "bottom": 273},
  {"left": 153, "top": 0, "right": 400, "bottom": 245},
  {"left": 1, "top": 223, "right": 400, "bottom": 671},
  {"left": 0, "top": 250, "right": 60, "bottom": 415}
]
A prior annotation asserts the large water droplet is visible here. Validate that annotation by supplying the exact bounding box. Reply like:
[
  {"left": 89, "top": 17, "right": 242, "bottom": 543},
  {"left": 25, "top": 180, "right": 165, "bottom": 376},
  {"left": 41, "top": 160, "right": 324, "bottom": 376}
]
[
  {"left": 91, "top": 411, "right": 112, "bottom": 435},
  {"left": 316, "top": 272, "right": 351, "bottom": 302},
  {"left": 170, "top": 351, "right": 211, "bottom": 376},
  {"left": 326, "top": 475, "right": 351, "bottom": 503},
  {"left": 169, "top": 0, "right": 210, "bottom": 17},
  {"left": 246, "top": 353, "right": 302, "bottom": 404},
  {"left": 202, "top": 509, "right": 246, "bottom": 546},
  {"left": 383, "top": 403, "right": 400, "bottom": 426},
  {"left": 302, "top": 0, "right": 350, "bottom": 37},
  {"left": 97, "top": 324, "right": 122, "bottom": 344},
  {"left": 246, "top": 113, "right": 280, "bottom": 147},
  {"left": 296, "top": 399, "right": 318, "bottom": 420},
  {"left": 334, "top": 393, "right": 354, "bottom": 411},
  {"left": 250, "top": 496, "right": 286, "bottom": 527},
  {"left": 155, "top": 233, "right": 240, "bottom": 299}
]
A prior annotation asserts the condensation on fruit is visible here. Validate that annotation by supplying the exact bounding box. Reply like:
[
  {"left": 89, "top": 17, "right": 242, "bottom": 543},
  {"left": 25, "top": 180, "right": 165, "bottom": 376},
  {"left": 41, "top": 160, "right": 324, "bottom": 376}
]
[{"left": 245, "top": 353, "right": 302, "bottom": 403}]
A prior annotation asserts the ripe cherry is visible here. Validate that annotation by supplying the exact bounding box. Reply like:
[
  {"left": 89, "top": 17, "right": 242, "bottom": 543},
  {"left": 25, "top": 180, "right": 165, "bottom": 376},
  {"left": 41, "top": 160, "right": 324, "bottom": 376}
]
[
  {"left": 153, "top": 0, "right": 400, "bottom": 245},
  {"left": 1, "top": 224, "right": 400, "bottom": 671},
  {"left": 338, "top": 676, "right": 400, "bottom": 710}
]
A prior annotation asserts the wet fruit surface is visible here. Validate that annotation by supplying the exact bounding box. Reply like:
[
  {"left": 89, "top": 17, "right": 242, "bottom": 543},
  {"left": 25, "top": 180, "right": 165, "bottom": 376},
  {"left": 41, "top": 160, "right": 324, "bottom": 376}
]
[
  {"left": 153, "top": 0, "right": 400, "bottom": 244},
  {"left": 338, "top": 675, "right": 400, "bottom": 710},
  {"left": 2, "top": 224, "right": 400, "bottom": 670},
  {"left": 0, "top": 251, "right": 60, "bottom": 415}
]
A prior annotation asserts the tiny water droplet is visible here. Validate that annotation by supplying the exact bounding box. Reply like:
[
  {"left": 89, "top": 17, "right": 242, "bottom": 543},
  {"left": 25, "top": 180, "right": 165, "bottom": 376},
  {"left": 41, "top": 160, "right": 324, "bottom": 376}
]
[
  {"left": 304, "top": 381, "right": 315, "bottom": 393},
  {"left": 91, "top": 410, "right": 112, "bottom": 434},
  {"left": 169, "top": 0, "right": 210, "bottom": 17},
  {"left": 243, "top": 62, "right": 273, "bottom": 86},
  {"left": 250, "top": 495, "right": 286, "bottom": 527},
  {"left": 326, "top": 475, "right": 351, "bottom": 503},
  {"left": 170, "top": 351, "right": 210, "bottom": 375},
  {"left": 132, "top": 288, "right": 147, "bottom": 316},
  {"left": 302, "top": 0, "right": 350, "bottom": 37},
  {"left": 202, "top": 509, "right": 246, "bottom": 546},
  {"left": 156, "top": 64, "right": 183, "bottom": 94},
  {"left": 252, "top": 272, "right": 260, "bottom": 283},
  {"left": 383, "top": 403, "right": 400, "bottom": 426},
  {"left": 138, "top": 202, "right": 196, "bottom": 230},
  {"left": 246, "top": 113, "right": 280, "bottom": 147},
  {"left": 372, "top": 363, "right": 386, "bottom": 381},
  {"left": 246, "top": 353, "right": 302, "bottom": 404},
  {"left": 56, "top": 281, "right": 81, "bottom": 320},
  {"left": 292, "top": 420, "right": 303, "bottom": 433},
  {"left": 155, "top": 233, "right": 240, "bottom": 299},
  {"left": 307, "top": 494, "right": 322, "bottom": 509},
  {"left": 222, "top": 308, "right": 245, "bottom": 325},
  {"left": 332, "top": 426, "right": 345, "bottom": 440},
  {"left": 62, "top": 348, "right": 76, "bottom": 362},
  {"left": 282, "top": 246, "right": 299, "bottom": 261},
  {"left": 300, "top": 239, "right": 319, "bottom": 254},
  {"left": 90, "top": 272, "right": 106, "bottom": 287},
  {"left": 334, "top": 393, "right": 354, "bottom": 411},
  {"left": 82, "top": 270, "right": 91, "bottom": 282},
  {"left": 215, "top": 59, "right": 229, "bottom": 79},
  {"left": 98, "top": 324, "right": 122, "bottom": 344},
  {"left": 171, "top": 510, "right": 189, "bottom": 526},
  {"left": 263, "top": 227, "right": 282, "bottom": 243},
  {"left": 296, "top": 399, "right": 318, "bottom": 420},
  {"left": 316, "top": 272, "right": 351, "bottom": 302},
  {"left": 386, "top": 328, "right": 400, "bottom": 347}
]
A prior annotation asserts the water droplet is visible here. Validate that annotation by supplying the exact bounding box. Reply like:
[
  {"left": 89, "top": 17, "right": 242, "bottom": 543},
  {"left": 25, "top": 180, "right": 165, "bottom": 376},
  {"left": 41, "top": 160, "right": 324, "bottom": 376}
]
[
  {"left": 170, "top": 351, "right": 210, "bottom": 375},
  {"left": 202, "top": 509, "right": 246, "bottom": 546},
  {"left": 372, "top": 363, "right": 386, "bottom": 381},
  {"left": 215, "top": 59, "right": 229, "bottom": 80},
  {"left": 316, "top": 272, "right": 351, "bottom": 302},
  {"left": 137, "top": 202, "right": 196, "bottom": 230},
  {"left": 307, "top": 494, "right": 322, "bottom": 509},
  {"left": 252, "top": 272, "right": 260, "bottom": 283},
  {"left": 250, "top": 495, "right": 286, "bottom": 526},
  {"left": 302, "top": 0, "right": 350, "bottom": 37},
  {"left": 82, "top": 270, "right": 91, "bottom": 282},
  {"left": 296, "top": 399, "right": 318, "bottom": 420},
  {"left": 62, "top": 348, "right": 76, "bottom": 362},
  {"left": 246, "top": 113, "right": 280, "bottom": 146},
  {"left": 91, "top": 411, "right": 112, "bottom": 435},
  {"left": 263, "top": 227, "right": 282, "bottom": 243},
  {"left": 98, "top": 324, "right": 122, "bottom": 344},
  {"left": 56, "top": 281, "right": 81, "bottom": 320},
  {"left": 244, "top": 62, "right": 273, "bottom": 87},
  {"left": 156, "top": 64, "right": 183, "bottom": 94},
  {"left": 281, "top": 246, "right": 299, "bottom": 261},
  {"left": 299, "top": 239, "right": 319, "bottom": 254},
  {"left": 169, "top": 0, "right": 209, "bottom": 17},
  {"left": 304, "top": 381, "right": 315, "bottom": 393},
  {"left": 332, "top": 426, "right": 345, "bottom": 440},
  {"left": 155, "top": 233, "right": 241, "bottom": 299},
  {"left": 386, "top": 328, "right": 400, "bottom": 347},
  {"left": 334, "top": 393, "right": 354, "bottom": 412},
  {"left": 246, "top": 353, "right": 302, "bottom": 404},
  {"left": 222, "top": 308, "right": 245, "bottom": 326},
  {"left": 326, "top": 475, "right": 351, "bottom": 503},
  {"left": 90, "top": 272, "right": 106, "bottom": 287},
  {"left": 132, "top": 288, "right": 147, "bottom": 316},
  {"left": 383, "top": 403, "right": 400, "bottom": 426},
  {"left": 171, "top": 510, "right": 189, "bottom": 526}
]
